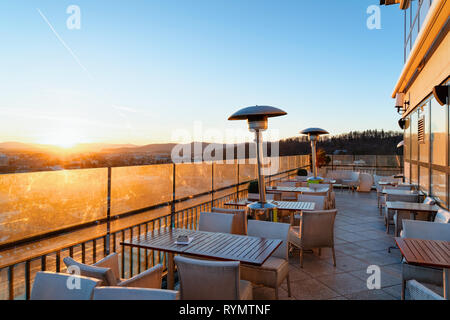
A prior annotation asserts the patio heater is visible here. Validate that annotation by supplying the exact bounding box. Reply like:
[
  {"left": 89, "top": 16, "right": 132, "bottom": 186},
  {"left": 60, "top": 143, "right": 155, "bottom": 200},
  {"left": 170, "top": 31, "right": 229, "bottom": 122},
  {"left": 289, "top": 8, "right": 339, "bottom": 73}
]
[
  {"left": 229, "top": 105, "right": 287, "bottom": 218},
  {"left": 396, "top": 140, "right": 405, "bottom": 182},
  {"left": 300, "top": 127, "right": 329, "bottom": 184}
]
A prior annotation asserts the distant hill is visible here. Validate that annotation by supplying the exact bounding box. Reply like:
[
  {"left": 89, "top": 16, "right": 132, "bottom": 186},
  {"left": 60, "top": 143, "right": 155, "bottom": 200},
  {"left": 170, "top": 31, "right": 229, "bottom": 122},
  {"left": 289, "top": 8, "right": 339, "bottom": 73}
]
[
  {"left": 279, "top": 130, "right": 403, "bottom": 156},
  {"left": 0, "top": 130, "right": 403, "bottom": 157}
]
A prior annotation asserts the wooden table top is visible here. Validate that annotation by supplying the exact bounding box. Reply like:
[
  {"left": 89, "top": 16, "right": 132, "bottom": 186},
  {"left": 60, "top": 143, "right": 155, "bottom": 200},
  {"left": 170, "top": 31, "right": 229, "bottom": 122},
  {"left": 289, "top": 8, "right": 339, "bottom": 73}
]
[
  {"left": 382, "top": 189, "right": 419, "bottom": 196},
  {"left": 266, "top": 186, "right": 329, "bottom": 193},
  {"left": 386, "top": 201, "right": 440, "bottom": 212},
  {"left": 121, "top": 228, "right": 282, "bottom": 266},
  {"left": 395, "top": 237, "right": 450, "bottom": 269},
  {"left": 379, "top": 181, "right": 396, "bottom": 186},
  {"left": 271, "top": 201, "right": 315, "bottom": 211},
  {"left": 224, "top": 199, "right": 315, "bottom": 211}
]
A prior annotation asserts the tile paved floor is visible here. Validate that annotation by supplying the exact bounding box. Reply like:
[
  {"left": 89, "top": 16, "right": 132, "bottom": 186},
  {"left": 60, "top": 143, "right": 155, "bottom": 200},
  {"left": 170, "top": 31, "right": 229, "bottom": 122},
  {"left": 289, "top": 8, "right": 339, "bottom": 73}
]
[{"left": 253, "top": 190, "right": 404, "bottom": 300}]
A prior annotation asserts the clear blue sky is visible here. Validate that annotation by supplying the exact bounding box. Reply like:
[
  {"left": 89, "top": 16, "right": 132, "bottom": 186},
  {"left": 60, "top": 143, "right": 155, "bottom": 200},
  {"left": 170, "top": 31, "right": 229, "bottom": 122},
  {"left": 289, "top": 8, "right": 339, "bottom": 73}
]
[{"left": 0, "top": 0, "right": 404, "bottom": 146}]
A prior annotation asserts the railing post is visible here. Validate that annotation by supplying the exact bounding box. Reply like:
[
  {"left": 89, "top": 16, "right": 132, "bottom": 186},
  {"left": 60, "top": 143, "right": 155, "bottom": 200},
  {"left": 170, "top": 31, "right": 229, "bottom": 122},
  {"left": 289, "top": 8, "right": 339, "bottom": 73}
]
[
  {"left": 170, "top": 163, "right": 176, "bottom": 229},
  {"left": 211, "top": 162, "right": 214, "bottom": 208},
  {"left": 236, "top": 160, "right": 240, "bottom": 199},
  {"left": 106, "top": 167, "right": 111, "bottom": 255},
  {"left": 375, "top": 155, "right": 378, "bottom": 176}
]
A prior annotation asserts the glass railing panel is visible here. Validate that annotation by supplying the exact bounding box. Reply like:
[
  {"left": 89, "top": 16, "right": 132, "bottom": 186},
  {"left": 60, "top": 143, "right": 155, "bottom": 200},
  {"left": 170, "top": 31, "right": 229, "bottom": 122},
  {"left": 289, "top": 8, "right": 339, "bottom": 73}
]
[
  {"left": 175, "top": 163, "right": 212, "bottom": 200},
  {"left": 0, "top": 168, "right": 107, "bottom": 245},
  {"left": 111, "top": 164, "right": 173, "bottom": 215},
  {"left": 238, "top": 158, "right": 257, "bottom": 183},
  {"left": 213, "top": 161, "right": 238, "bottom": 190}
]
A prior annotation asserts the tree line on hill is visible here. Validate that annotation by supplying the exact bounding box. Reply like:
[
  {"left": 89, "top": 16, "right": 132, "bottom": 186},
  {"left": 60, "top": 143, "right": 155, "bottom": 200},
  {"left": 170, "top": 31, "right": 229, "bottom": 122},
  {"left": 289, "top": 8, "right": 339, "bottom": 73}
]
[{"left": 278, "top": 130, "right": 403, "bottom": 156}]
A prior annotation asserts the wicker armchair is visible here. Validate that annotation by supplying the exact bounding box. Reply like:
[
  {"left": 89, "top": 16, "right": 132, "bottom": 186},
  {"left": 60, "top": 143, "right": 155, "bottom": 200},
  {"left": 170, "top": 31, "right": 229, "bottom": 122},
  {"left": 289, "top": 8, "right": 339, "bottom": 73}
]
[
  {"left": 63, "top": 253, "right": 163, "bottom": 289},
  {"left": 288, "top": 209, "right": 337, "bottom": 268},
  {"left": 31, "top": 271, "right": 100, "bottom": 300},
  {"left": 174, "top": 255, "right": 252, "bottom": 300},
  {"left": 400, "top": 220, "right": 450, "bottom": 299},
  {"left": 240, "top": 220, "right": 291, "bottom": 299}
]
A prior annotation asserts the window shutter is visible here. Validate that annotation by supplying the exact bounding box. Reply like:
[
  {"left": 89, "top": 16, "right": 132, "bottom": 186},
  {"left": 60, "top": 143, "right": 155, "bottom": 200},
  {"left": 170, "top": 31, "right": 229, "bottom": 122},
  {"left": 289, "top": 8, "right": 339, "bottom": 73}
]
[{"left": 418, "top": 116, "right": 425, "bottom": 143}]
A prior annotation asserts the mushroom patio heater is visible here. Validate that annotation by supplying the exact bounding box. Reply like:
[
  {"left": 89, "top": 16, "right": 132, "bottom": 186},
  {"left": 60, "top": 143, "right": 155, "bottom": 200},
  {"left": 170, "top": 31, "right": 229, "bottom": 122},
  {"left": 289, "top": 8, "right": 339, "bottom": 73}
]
[
  {"left": 229, "top": 105, "right": 287, "bottom": 219},
  {"left": 396, "top": 140, "right": 405, "bottom": 182},
  {"left": 300, "top": 127, "right": 329, "bottom": 184}
]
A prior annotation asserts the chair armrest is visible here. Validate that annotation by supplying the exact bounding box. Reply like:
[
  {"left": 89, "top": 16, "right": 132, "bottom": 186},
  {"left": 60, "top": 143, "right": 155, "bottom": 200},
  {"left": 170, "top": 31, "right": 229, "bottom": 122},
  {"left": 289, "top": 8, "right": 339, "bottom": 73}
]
[
  {"left": 119, "top": 264, "right": 163, "bottom": 289},
  {"left": 406, "top": 280, "right": 444, "bottom": 300}
]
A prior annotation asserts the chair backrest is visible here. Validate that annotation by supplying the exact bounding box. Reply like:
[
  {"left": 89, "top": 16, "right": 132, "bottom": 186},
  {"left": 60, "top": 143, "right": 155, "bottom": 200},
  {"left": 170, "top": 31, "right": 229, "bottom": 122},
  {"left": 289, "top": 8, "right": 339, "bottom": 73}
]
[
  {"left": 246, "top": 220, "right": 290, "bottom": 260},
  {"left": 300, "top": 210, "right": 337, "bottom": 249},
  {"left": 406, "top": 280, "right": 444, "bottom": 300},
  {"left": 198, "top": 212, "right": 234, "bottom": 233},
  {"left": 297, "top": 194, "right": 326, "bottom": 210},
  {"left": 302, "top": 189, "right": 329, "bottom": 197},
  {"left": 402, "top": 220, "right": 450, "bottom": 240},
  {"left": 63, "top": 256, "right": 117, "bottom": 286},
  {"left": 350, "top": 172, "right": 360, "bottom": 181},
  {"left": 31, "top": 271, "right": 100, "bottom": 300},
  {"left": 281, "top": 191, "right": 297, "bottom": 200},
  {"left": 247, "top": 193, "right": 260, "bottom": 201},
  {"left": 308, "top": 183, "right": 329, "bottom": 190},
  {"left": 434, "top": 208, "right": 450, "bottom": 224},
  {"left": 211, "top": 207, "right": 247, "bottom": 235},
  {"left": 174, "top": 255, "right": 241, "bottom": 300},
  {"left": 277, "top": 181, "right": 297, "bottom": 187},
  {"left": 92, "top": 287, "right": 179, "bottom": 300},
  {"left": 423, "top": 196, "right": 436, "bottom": 205},
  {"left": 386, "top": 193, "right": 419, "bottom": 203},
  {"left": 92, "top": 252, "right": 121, "bottom": 282},
  {"left": 395, "top": 185, "right": 414, "bottom": 190},
  {"left": 297, "top": 182, "right": 309, "bottom": 187}
]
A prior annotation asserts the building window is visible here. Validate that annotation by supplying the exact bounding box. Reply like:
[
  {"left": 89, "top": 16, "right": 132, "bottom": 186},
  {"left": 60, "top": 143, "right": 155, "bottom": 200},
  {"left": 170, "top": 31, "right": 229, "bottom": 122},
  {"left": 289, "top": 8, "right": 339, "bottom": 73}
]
[
  {"left": 404, "top": 115, "right": 411, "bottom": 182},
  {"left": 430, "top": 97, "right": 448, "bottom": 206}
]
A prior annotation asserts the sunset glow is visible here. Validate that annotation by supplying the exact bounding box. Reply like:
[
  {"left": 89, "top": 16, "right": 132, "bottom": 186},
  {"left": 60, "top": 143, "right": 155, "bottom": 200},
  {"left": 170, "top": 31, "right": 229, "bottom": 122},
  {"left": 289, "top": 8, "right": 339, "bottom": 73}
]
[{"left": 38, "top": 129, "right": 88, "bottom": 149}]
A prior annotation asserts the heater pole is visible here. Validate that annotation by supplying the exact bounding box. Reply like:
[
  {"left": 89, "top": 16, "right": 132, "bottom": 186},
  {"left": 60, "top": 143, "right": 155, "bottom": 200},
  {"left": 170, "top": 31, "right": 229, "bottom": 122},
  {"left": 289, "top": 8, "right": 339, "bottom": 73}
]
[
  {"left": 255, "top": 129, "right": 266, "bottom": 204},
  {"left": 311, "top": 136, "right": 318, "bottom": 179}
]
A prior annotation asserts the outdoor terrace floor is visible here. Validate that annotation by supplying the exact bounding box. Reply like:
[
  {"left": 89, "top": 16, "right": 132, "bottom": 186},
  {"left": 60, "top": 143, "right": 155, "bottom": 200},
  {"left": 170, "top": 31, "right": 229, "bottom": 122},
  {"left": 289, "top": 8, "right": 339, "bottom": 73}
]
[{"left": 253, "top": 190, "right": 404, "bottom": 300}]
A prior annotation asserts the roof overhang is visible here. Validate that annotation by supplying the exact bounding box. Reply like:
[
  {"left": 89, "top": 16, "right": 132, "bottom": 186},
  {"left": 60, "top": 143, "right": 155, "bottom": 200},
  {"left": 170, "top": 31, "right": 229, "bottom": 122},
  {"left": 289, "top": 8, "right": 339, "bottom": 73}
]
[
  {"left": 391, "top": 0, "right": 449, "bottom": 115},
  {"left": 380, "top": 0, "right": 410, "bottom": 10}
]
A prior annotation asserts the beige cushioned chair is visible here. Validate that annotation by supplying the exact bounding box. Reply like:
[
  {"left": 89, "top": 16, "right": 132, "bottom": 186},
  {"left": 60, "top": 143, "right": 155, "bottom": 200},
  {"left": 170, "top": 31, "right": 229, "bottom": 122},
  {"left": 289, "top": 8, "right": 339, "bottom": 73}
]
[
  {"left": 174, "top": 255, "right": 252, "bottom": 300},
  {"left": 240, "top": 220, "right": 291, "bottom": 299},
  {"left": 93, "top": 287, "right": 179, "bottom": 300},
  {"left": 289, "top": 209, "right": 338, "bottom": 268},
  {"left": 384, "top": 193, "right": 419, "bottom": 234},
  {"left": 198, "top": 211, "right": 234, "bottom": 233},
  {"left": 31, "top": 271, "right": 101, "bottom": 300},
  {"left": 211, "top": 207, "right": 247, "bottom": 235},
  {"left": 405, "top": 280, "right": 444, "bottom": 300},
  {"left": 63, "top": 252, "right": 163, "bottom": 288},
  {"left": 400, "top": 220, "right": 450, "bottom": 299}
]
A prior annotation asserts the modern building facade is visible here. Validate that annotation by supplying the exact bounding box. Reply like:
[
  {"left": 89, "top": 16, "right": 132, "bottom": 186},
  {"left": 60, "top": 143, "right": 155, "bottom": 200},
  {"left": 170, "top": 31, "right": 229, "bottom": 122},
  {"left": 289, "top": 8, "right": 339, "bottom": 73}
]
[{"left": 383, "top": 0, "right": 450, "bottom": 208}]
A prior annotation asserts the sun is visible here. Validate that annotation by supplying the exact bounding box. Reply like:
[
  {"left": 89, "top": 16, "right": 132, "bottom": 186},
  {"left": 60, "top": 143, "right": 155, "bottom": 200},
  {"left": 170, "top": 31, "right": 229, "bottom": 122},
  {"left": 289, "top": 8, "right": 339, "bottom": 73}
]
[{"left": 39, "top": 128, "right": 86, "bottom": 149}]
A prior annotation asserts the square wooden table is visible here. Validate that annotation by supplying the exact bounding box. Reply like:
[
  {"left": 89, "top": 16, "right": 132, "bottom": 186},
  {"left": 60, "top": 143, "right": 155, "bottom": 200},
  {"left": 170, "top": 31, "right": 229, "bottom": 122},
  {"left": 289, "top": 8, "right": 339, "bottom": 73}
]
[
  {"left": 224, "top": 199, "right": 315, "bottom": 222},
  {"left": 395, "top": 237, "right": 450, "bottom": 299},
  {"left": 386, "top": 201, "right": 440, "bottom": 221},
  {"left": 266, "top": 186, "right": 329, "bottom": 194},
  {"left": 224, "top": 199, "right": 315, "bottom": 210},
  {"left": 121, "top": 228, "right": 282, "bottom": 289},
  {"left": 379, "top": 181, "right": 396, "bottom": 186},
  {"left": 382, "top": 189, "right": 419, "bottom": 196}
]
